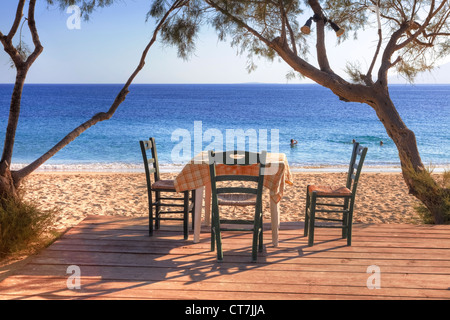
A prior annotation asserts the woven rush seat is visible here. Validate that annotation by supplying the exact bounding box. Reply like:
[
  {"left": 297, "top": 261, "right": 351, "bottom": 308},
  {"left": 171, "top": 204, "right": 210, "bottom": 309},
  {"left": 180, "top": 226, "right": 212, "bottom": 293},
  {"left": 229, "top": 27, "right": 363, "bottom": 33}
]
[
  {"left": 151, "top": 179, "right": 176, "bottom": 190},
  {"left": 307, "top": 185, "right": 352, "bottom": 196},
  {"left": 218, "top": 193, "right": 257, "bottom": 206}
]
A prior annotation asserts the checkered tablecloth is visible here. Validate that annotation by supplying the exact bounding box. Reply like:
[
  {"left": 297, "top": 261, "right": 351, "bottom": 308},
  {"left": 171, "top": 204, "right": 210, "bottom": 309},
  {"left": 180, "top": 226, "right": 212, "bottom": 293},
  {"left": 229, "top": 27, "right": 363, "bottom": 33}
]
[{"left": 174, "top": 152, "right": 293, "bottom": 203}]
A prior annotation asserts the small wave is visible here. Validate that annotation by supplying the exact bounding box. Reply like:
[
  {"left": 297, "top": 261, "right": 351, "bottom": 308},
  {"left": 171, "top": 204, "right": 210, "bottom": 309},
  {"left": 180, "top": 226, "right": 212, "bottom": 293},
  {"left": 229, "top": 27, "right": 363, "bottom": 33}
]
[
  {"left": 11, "top": 162, "right": 144, "bottom": 173},
  {"left": 10, "top": 161, "right": 448, "bottom": 174},
  {"left": 10, "top": 162, "right": 187, "bottom": 173}
]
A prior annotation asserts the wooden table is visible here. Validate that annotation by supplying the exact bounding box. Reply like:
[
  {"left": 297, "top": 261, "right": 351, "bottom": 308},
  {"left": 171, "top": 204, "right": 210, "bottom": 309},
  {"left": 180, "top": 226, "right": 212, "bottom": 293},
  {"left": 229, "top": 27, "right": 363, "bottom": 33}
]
[{"left": 174, "top": 152, "right": 293, "bottom": 246}]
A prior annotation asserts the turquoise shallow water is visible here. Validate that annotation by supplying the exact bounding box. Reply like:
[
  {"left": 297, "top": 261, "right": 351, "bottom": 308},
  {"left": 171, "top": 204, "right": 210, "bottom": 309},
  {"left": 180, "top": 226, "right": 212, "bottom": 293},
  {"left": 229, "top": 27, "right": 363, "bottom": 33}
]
[{"left": 0, "top": 83, "right": 448, "bottom": 172}]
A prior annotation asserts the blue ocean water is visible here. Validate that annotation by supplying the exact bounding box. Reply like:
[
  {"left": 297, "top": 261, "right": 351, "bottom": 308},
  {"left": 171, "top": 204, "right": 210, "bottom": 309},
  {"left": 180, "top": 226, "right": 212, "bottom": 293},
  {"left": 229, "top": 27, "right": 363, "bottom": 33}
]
[{"left": 0, "top": 83, "right": 448, "bottom": 171}]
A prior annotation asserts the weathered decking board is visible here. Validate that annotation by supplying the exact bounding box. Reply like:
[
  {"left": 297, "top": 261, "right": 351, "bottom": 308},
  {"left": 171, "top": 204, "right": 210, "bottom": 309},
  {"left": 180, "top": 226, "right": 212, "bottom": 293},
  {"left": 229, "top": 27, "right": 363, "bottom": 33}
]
[{"left": 0, "top": 215, "right": 449, "bottom": 300}]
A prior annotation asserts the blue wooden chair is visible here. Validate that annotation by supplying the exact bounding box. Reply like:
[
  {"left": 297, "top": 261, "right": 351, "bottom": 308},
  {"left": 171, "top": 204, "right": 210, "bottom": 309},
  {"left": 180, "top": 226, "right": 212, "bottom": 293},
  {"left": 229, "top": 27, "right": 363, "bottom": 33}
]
[{"left": 304, "top": 142, "right": 368, "bottom": 246}]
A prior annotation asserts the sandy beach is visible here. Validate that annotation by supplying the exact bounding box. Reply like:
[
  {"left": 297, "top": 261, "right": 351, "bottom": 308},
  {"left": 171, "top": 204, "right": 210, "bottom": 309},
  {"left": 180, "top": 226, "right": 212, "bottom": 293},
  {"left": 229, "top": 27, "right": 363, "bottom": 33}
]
[{"left": 19, "top": 170, "right": 432, "bottom": 231}]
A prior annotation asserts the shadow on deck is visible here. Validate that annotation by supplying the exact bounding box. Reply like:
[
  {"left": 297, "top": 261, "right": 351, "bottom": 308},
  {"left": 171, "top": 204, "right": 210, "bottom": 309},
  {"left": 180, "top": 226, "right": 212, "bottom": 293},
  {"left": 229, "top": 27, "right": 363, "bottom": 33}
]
[{"left": 0, "top": 215, "right": 449, "bottom": 300}]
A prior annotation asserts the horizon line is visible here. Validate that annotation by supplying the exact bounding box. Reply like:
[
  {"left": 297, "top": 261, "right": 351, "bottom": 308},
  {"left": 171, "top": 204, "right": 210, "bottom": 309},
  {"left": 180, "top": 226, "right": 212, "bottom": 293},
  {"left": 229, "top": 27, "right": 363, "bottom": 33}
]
[{"left": 1, "top": 82, "right": 450, "bottom": 85}]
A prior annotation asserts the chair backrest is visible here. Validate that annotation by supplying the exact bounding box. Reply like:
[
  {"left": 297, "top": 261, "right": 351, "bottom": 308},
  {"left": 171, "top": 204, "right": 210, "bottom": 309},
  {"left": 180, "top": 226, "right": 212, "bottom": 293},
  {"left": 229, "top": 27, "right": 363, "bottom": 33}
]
[
  {"left": 345, "top": 142, "right": 368, "bottom": 196},
  {"left": 208, "top": 150, "right": 267, "bottom": 211},
  {"left": 139, "top": 137, "right": 161, "bottom": 185}
]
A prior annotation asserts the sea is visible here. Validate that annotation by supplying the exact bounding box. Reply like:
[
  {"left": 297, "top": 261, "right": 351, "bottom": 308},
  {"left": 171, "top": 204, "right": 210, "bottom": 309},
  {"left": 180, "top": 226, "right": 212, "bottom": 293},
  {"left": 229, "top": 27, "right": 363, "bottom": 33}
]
[{"left": 0, "top": 83, "right": 448, "bottom": 172}]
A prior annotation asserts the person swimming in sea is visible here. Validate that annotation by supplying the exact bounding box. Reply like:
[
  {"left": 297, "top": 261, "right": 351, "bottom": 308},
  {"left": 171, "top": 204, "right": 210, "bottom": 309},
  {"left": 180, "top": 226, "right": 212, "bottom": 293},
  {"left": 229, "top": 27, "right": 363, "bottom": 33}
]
[{"left": 290, "top": 139, "right": 298, "bottom": 147}]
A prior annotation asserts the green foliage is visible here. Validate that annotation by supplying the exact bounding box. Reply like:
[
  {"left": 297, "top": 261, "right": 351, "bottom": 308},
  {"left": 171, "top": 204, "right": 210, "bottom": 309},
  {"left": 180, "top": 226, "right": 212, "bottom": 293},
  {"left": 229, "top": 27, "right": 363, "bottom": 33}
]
[
  {"left": 145, "top": 1, "right": 449, "bottom": 84},
  {"left": 344, "top": 61, "right": 365, "bottom": 84},
  {"left": 8, "top": 42, "right": 31, "bottom": 69},
  {"left": 159, "top": 1, "right": 204, "bottom": 60},
  {"left": 46, "top": 0, "right": 117, "bottom": 20},
  {"left": 49, "top": 1, "right": 449, "bottom": 84},
  {"left": 406, "top": 165, "right": 450, "bottom": 224},
  {"left": 0, "top": 196, "right": 56, "bottom": 258},
  {"left": 8, "top": 17, "right": 31, "bottom": 69},
  {"left": 146, "top": 0, "right": 305, "bottom": 66},
  {"left": 325, "top": 0, "right": 450, "bottom": 82}
]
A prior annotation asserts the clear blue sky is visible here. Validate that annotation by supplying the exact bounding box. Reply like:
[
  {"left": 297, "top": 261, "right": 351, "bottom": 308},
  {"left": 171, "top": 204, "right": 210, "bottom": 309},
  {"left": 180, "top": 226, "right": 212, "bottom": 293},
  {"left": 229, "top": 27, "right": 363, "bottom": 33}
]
[{"left": 1, "top": 1, "right": 449, "bottom": 84}]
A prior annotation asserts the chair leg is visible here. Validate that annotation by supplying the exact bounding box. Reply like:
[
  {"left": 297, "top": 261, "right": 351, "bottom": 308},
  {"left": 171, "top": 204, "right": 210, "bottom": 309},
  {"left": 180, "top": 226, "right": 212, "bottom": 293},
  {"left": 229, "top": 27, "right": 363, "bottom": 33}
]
[
  {"left": 342, "top": 211, "right": 348, "bottom": 239},
  {"left": 308, "top": 193, "right": 317, "bottom": 247},
  {"left": 148, "top": 190, "right": 153, "bottom": 237},
  {"left": 258, "top": 212, "right": 263, "bottom": 253},
  {"left": 155, "top": 191, "right": 161, "bottom": 230},
  {"left": 347, "top": 209, "right": 354, "bottom": 246},
  {"left": 183, "top": 191, "right": 189, "bottom": 240},
  {"left": 211, "top": 227, "right": 215, "bottom": 252},
  {"left": 252, "top": 210, "right": 263, "bottom": 262},
  {"left": 211, "top": 208, "right": 216, "bottom": 252},
  {"left": 216, "top": 227, "right": 223, "bottom": 262},
  {"left": 211, "top": 208, "right": 223, "bottom": 262},
  {"left": 342, "top": 198, "right": 349, "bottom": 239},
  {"left": 252, "top": 230, "right": 259, "bottom": 263},
  {"left": 304, "top": 188, "right": 310, "bottom": 237}
]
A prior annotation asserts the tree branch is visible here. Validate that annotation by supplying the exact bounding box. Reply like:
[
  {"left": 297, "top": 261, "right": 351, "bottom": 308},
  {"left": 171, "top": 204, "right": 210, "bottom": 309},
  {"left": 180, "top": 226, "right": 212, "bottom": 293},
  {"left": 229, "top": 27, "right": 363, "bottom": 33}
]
[
  {"left": 394, "top": 0, "right": 445, "bottom": 51},
  {"left": 366, "top": 29, "right": 382, "bottom": 84},
  {"left": 278, "top": 0, "right": 287, "bottom": 47},
  {"left": 25, "top": 0, "right": 43, "bottom": 66},
  {"left": 6, "top": 0, "right": 26, "bottom": 43},
  {"left": 366, "top": 2, "right": 382, "bottom": 85},
  {"left": 308, "top": 0, "right": 333, "bottom": 73},
  {"left": 376, "top": 0, "right": 449, "bottom": 87},
  {"left": 282, "top": 0, "right": 297, "bottom": 55},
  {"left": 14, "top": 0, "right": 184, "bottom": 179},
  {"left": 0, "top": 0, "right": 27, "bottom": 68},
  {"left": 377, "top": 22, "right": 410, "bottom": 87},
  {"left": 205, "top": 0, "right": 273, "bottom": 48}
]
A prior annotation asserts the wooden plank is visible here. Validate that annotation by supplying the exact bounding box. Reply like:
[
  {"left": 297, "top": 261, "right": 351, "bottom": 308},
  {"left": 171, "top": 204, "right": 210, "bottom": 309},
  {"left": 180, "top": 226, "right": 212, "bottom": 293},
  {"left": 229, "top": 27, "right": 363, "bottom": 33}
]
[
  {"left": 28, "top": 251, "right": 450, "bottom": 274},
  {"left": 9, "top": 259, "right": 449, "bottom": 288},
  {"left": 65, "top": 226, "right": 450, "bottom": 244},
  {"left": 44, "top": 242, "right": 450, "bottom": 262},
  {"left": 81, "top": 215, "right": 450, "bottom": 233},
  {"left": 1, "top": 216, "right": 449, "bottom": 300},
  {"left": 1, "top": 275, "right": 449, "bottom": 300},
  {"left": 50, "top": 234, "right": 450, "bottom": 255},
  {"left": 59, "top": 225, "right": 450, "bottom": 242}
]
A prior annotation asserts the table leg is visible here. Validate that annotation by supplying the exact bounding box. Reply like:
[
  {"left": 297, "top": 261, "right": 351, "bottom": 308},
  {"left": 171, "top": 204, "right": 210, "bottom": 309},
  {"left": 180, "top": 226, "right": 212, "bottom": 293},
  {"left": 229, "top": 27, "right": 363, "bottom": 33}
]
[
  {"left": 269, "top": 191, "right": 280, "bottom": 247},
  {"left": 193, "top": 187, "right": 204, "bottom": 243}
]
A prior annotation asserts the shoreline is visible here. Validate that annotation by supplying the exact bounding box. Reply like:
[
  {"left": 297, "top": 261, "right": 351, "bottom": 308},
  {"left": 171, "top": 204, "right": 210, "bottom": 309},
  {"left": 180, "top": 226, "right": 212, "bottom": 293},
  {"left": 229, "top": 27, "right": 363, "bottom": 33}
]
[{"left": 12, "top": 162, "right": 449, "bottom": 174}]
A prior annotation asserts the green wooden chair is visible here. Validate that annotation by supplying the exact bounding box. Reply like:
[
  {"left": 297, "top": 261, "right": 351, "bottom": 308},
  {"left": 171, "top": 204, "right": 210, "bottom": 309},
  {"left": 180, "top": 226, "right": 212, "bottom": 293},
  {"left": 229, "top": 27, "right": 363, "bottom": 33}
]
[
  {"left": 208, "top": 150, "right": 267, "bottom": 262},
  {"left": 304, "top": 142, "right": 368, "bottom": 246},
  {"left": 140, "top": 137, "right": 195, "bottom": 240}
]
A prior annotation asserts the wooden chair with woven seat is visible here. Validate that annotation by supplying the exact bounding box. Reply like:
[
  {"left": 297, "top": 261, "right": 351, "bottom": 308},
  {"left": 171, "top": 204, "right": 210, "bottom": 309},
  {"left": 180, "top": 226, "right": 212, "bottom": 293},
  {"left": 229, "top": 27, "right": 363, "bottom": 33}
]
[
  {"left": 208, "top": 150, "right": 266, "bottom": 262},
  {"left": 304, "top": 142, "right": 368, "bottom": 246},
  {"left": 139, "top": 137, "right": 195, "bottom": 240}
]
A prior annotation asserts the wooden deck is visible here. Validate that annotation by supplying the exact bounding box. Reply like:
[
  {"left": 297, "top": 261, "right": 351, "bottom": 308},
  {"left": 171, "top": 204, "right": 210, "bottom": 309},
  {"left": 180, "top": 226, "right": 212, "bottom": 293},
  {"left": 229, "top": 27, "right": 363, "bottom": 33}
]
[{"left": 0, "top": 215, "right": 449, "bottom": 300}]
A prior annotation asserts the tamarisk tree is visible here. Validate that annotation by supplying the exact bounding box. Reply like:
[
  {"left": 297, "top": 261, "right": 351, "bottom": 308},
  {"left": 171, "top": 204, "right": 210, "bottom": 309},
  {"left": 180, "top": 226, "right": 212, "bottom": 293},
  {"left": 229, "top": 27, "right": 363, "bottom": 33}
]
[
  {"left": 148, "top": 0, "right": 449, "bottom": 223},
  {"left": 0, "top": 0, "right": 185, "bottom": 199}
]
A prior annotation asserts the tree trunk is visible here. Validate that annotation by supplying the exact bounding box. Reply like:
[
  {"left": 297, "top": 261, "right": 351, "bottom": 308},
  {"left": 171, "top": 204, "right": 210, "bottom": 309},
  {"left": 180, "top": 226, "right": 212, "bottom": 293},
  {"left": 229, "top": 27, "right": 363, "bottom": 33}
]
[
  {"left": 0, "top": 164, "right": 17, "bottom": 199},
  {"left": 271, "top": 42, "right": 448, "bottom": 223},
  {"left": 0, "top": 69, "right": 28, "bottom": 200},
  {"left": 0, "top": 0, "right": 40, "bottom": 200},
  {"left": 369, "top": 87, "right": 448, "bottom": 224}
]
